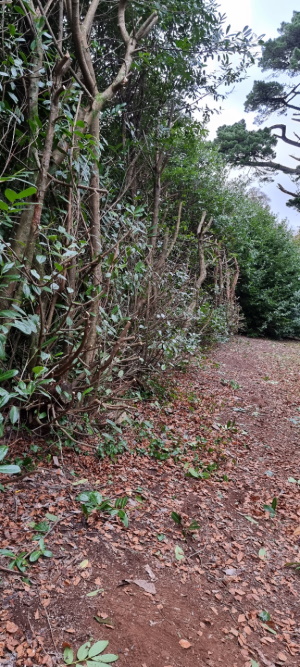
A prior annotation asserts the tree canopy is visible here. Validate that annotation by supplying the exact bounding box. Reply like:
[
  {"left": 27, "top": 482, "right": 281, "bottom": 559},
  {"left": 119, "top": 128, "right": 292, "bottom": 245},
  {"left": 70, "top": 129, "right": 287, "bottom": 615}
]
[{"left": 215, "top": 11, "right": 300, "bottom": 211}]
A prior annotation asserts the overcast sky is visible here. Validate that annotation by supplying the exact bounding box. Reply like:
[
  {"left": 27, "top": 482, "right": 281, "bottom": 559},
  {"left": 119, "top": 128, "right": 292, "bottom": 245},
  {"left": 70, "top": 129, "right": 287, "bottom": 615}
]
[{"left": 206, "top": 0, "right": 300, "bottom": 232}]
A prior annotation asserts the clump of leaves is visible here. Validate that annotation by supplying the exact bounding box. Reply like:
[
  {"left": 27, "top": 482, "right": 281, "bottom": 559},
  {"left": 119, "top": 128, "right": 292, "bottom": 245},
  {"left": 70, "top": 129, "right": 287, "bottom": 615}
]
[
  {"left": 171, "top": 511, "right": 200, "bottom": 537},
  {"left": 148, "top": 437, "right": 172, "bottom": 460},
  {"left": 77, "top": 491, "right": 129, "bottom": 527},
  {"left": 28, "top": 537, "right": 53, "bottom": 563},
  {"left": 29, "top": 520, "right": 50, "bottom": 534},
  {"left": 136, "top": 433, "right": 182, "bottom": 461},
  {"left": 258, "top": 610, "right": 271, "bottom": 621},
  {"left": 0, "top": 549, "right": 28, "bottom": 572},
  {"left": 223, "top": 419, "right": 238, "bottom": 431},
  {"left": 263, "top": 497, "right": 277, "bottom": 518},
  {"left": 14, "top": 452, "right": 35, "bottom": 472},
  {"left": 0, "top": 537, "right": 53, "bottom": 571},
  {"left": 0, "top": 445, "right": 21, "bottom": 475},
  {"left": 96, "top": 420, "right": 129, "bottom": 459},
  {"left": 220, "top": 378, "right": 240, "bottom": 390},
  {"left": 185, "top": 460, "right": 218, "bottom": 479},
  {"left": 63, "top": 639, "right": 118, "bottom": 665}
]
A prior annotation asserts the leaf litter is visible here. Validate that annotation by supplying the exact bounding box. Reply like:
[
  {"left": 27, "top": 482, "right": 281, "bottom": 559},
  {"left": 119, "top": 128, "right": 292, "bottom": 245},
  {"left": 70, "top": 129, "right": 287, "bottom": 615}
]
[{"left": 0, "top": 336, "right": 300, "bottom": 666}]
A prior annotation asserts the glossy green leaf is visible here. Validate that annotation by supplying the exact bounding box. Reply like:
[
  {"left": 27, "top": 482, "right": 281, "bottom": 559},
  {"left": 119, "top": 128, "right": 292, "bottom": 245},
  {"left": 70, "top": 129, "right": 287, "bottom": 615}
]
[
  {"left": 15, "top": 186, "right": 36, "bottom": 199},
  {"left": 4, "top": 188, "right": 18, "bottom": 203},
  {"left": 0, "top": 445, "right": 8, "bottom": 461},
  {"left": 0, "top": 464, "right": 21, "bottom": 475},
  {"left": 0, "top": 369, "right": 18, "bottom": 381},
  {"left": 9, "top": 405, "right": 20, "bottom": 425}
]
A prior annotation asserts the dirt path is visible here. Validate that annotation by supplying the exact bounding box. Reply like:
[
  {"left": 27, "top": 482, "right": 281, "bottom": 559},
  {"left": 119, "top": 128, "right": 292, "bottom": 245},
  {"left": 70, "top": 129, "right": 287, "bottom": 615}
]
[{"left": 1, "top": 337, "right": 300, "bottom": 667}]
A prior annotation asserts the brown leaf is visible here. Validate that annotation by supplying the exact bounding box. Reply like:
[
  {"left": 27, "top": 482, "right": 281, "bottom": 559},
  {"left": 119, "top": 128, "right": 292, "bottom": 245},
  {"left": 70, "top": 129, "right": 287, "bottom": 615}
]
[
  {"left": 16, "top": 643, "right": 25, "bottom": 657},
  {"left": 6, "top": 621, "right": 19, "bottom": 634},
  {"left": 229, "top": 628, "right": 239, "bottom": 637},
  {"left": 277, "top": 653, "right": 287, "bottom": 663},
  {"left": 145, "top": 564, "right": 156, "bottom": 580},
  {"left": 124, "top": 579, "right": 156, "bottom": 594}
]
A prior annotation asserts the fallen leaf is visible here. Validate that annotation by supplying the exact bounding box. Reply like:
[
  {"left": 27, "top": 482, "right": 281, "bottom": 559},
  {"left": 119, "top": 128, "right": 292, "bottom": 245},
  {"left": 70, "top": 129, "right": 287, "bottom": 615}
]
[
  {"left": 145, "top": 564, "right": 156, "bottom": 580},
  {"left": 45, "top": 513, "right": 58, "bottom": 521},
  {"left": 78, "top": 559, "right": 90, "bottom": 569},
  {"left": 6, "top": 621, "right": 19, "bottom": 634},
  {"left": 71, "top": 479, "right": 88, "bottom": 485},
  {"left": 230, "top": 628, "right": 239, "bottom": 637},
  {"left": 86, "top": 589, "right": 103, "bottom": 597},
  {"left": 16, "top": 643, "right": 25, "bottom": 658},
  {"left": 277, "top": 653, "right": 287, "bottom": 662},
  {"left": 261, "top": 622, "right": 276, "bottom": 635},
  {"left": 124, "top": 579, "right": 156, "bottom": 594},
  {"left": 94, "top": 616, "right": 113, "bottom": 626},
  {"left": 243, "top": 514, "right": 259, "bottom": 525},
  {"left": 174, "top": 545, "right": 185, "bottom": 561},
  {"left": 224, "top": 568, "right": 239, "bottom": 576}
]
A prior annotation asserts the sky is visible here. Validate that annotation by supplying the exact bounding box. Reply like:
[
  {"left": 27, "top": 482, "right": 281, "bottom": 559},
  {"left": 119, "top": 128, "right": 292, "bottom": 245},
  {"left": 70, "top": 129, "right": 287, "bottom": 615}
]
[{"left": 206, "top": 0, "right": 300, "bottom": 232}]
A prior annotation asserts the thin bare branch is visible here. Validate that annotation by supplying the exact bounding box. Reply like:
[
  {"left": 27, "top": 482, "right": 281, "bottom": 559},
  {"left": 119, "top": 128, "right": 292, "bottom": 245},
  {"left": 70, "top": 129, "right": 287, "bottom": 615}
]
[
  {"left": 71, "top": 0, "right": 96, "bottom": 95},
  {"left": 83, "top": 0, "right": 100, "bottom": 36},
  {"left": 118, "top": 0, "right": 130, "bottom": 45},
  {"left": 269, "top": 124, "right": 300, "bottom": 148}
]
